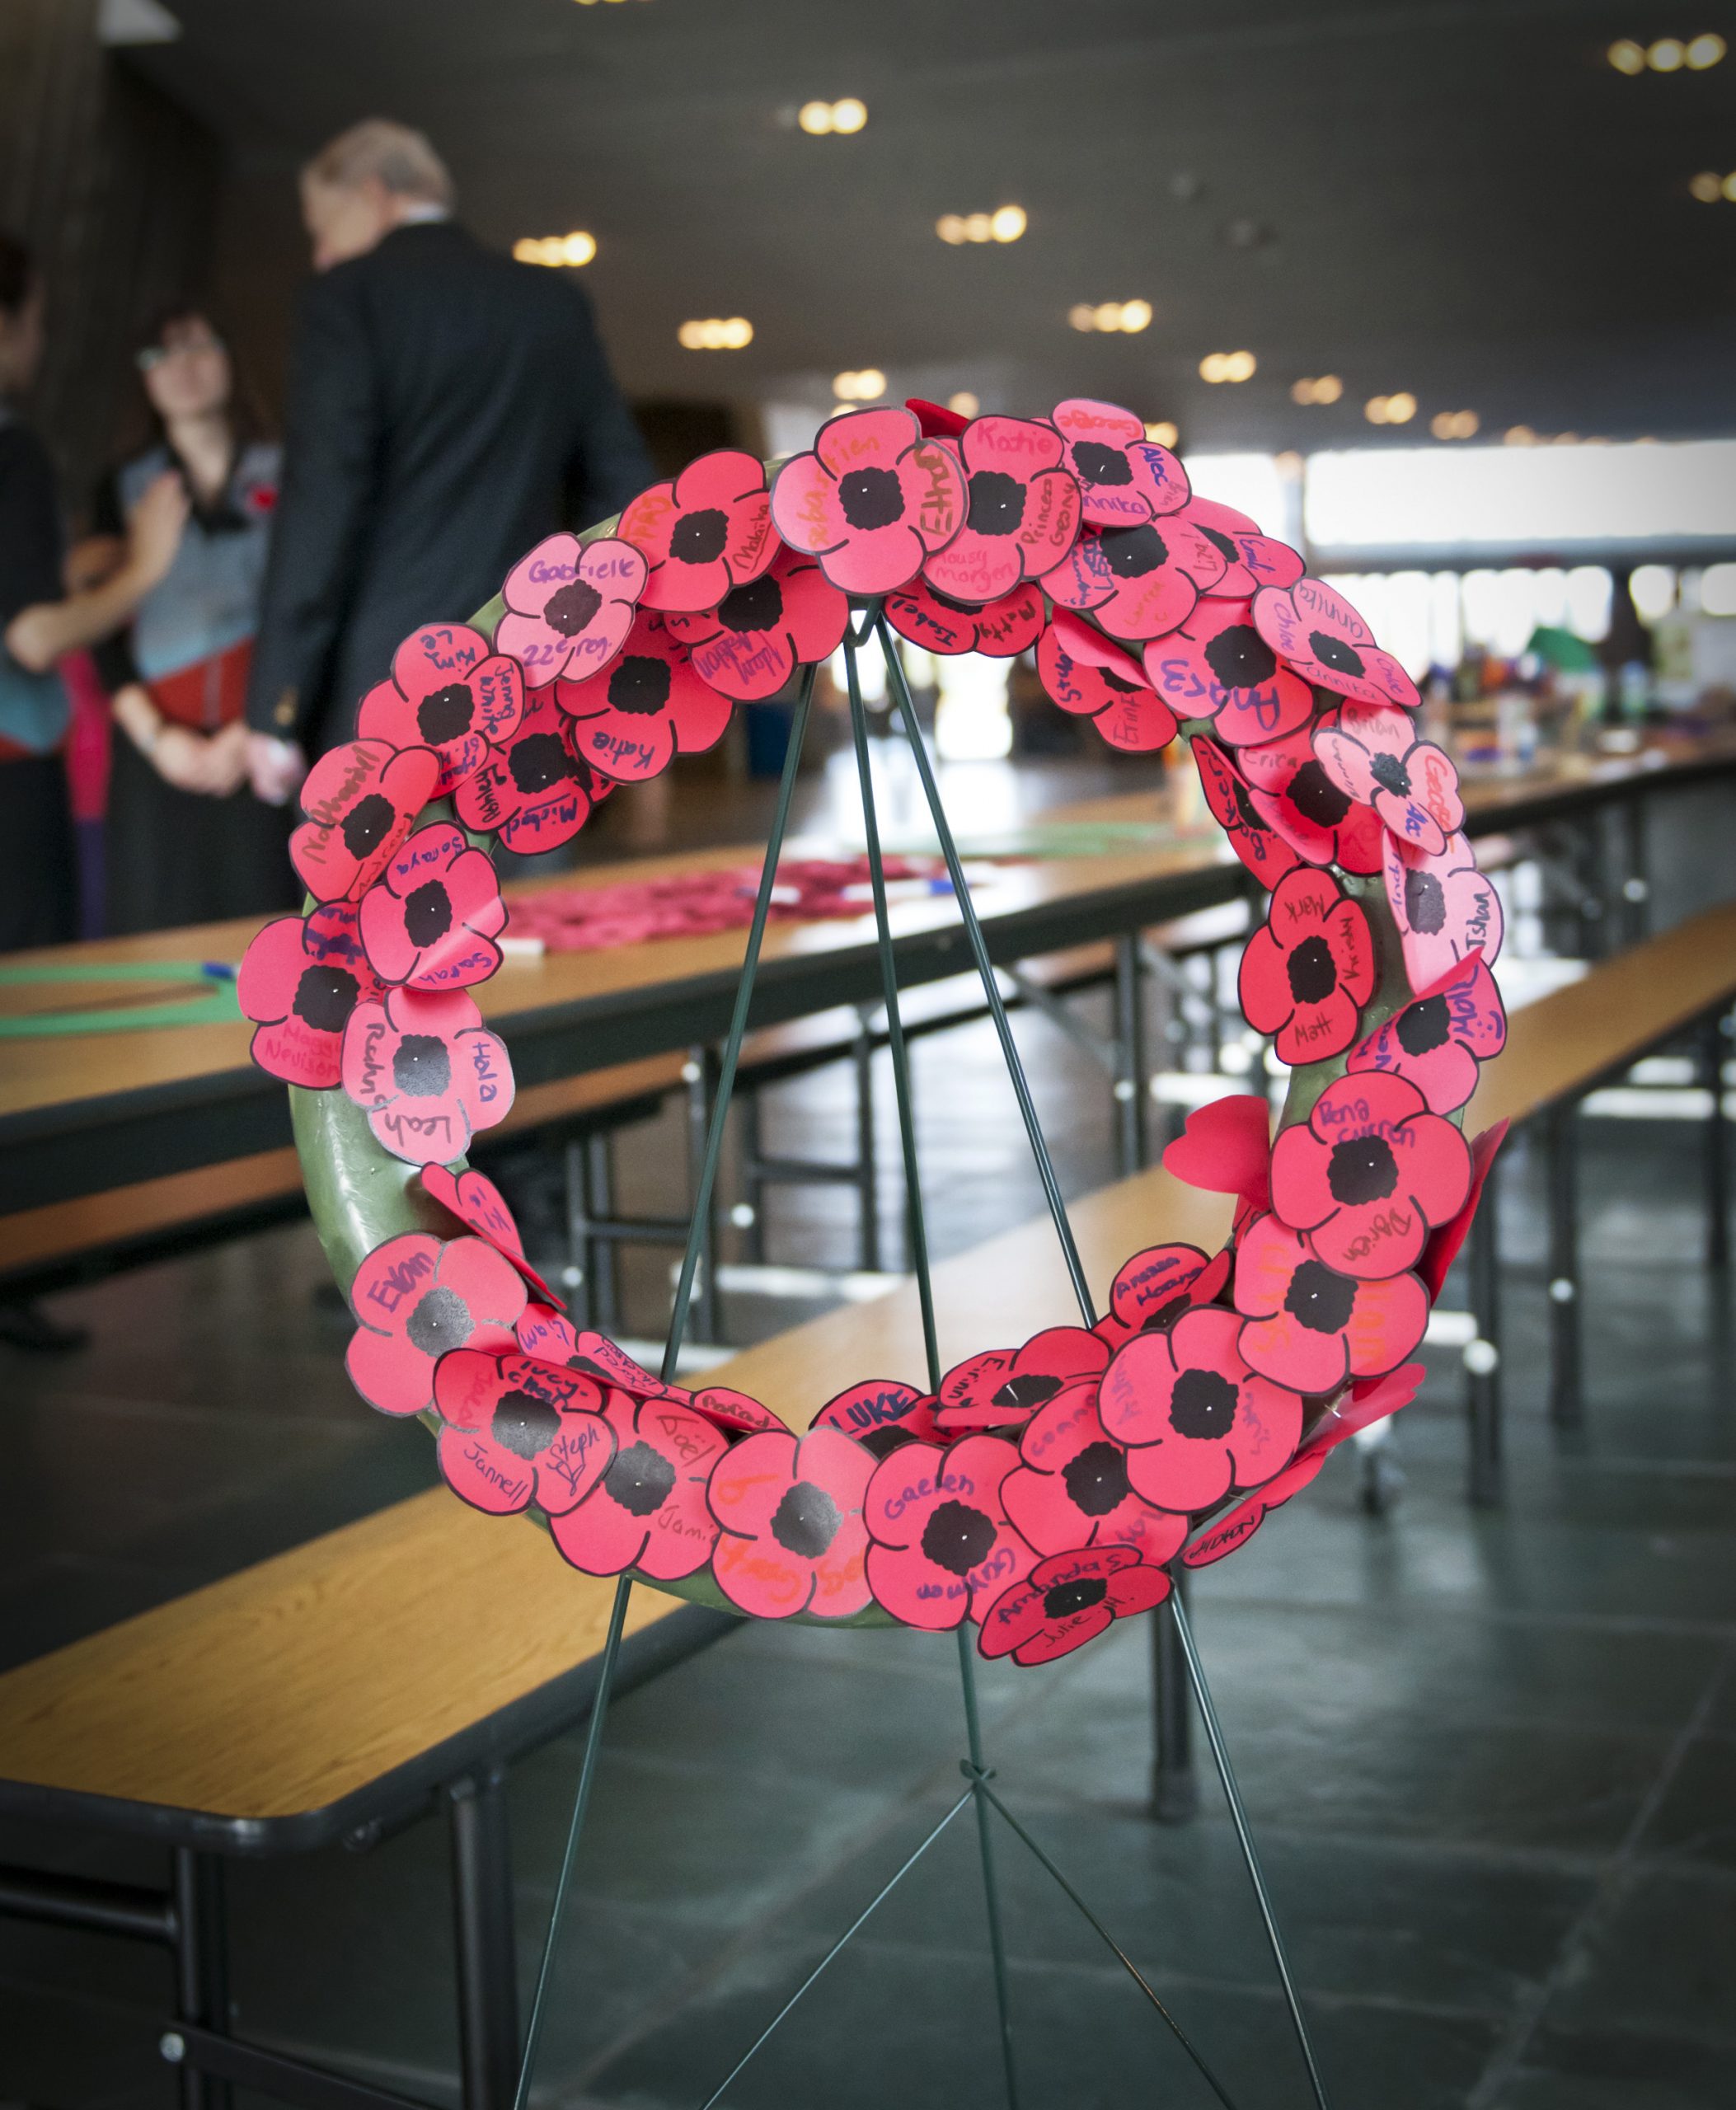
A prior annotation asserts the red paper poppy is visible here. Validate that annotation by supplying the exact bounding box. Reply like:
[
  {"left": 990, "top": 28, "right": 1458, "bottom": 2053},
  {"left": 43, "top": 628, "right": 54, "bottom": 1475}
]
[
  {"left": 1183, "top": 497, "right": 1306, "bottom": 601},
  {"left": 1348, "top": 953, "right": 1507, "bottom": 1115},
  {"left": 1233, "top": 1212, "right": 1428, "bottom": 1394},
  {"left": 513, "top": 1306, "right": 692, "bottom": 1402},
  {"left": 420, "top": 1160, "right": 560, "bottom": 1305},
  {"left": 1161, "top": 1095, "right": 1273, "bottom": 1214},
  {"left": 936, "top": 1325, "right": 1111, "bottom": 1432},
  {"left": 496, "top": 532, "right": 647, "bottom": 688},
  {"left": 1040, "top": 516, "right": 1223, "bottom": 644},
  {"left": 907, "top": 397, "right": 970, "bottom": 439},
  {"left": 884, "top": 577, "right": 1046, "bottom": 659},
  {"left": 358, "top": 823, "right": 505, "bottom": 992},
  {"left": 1002, "top": 1384, "right": 1189, "bottom": 1564},
  {"left": 1419, "top": 1120, "right": 1508, "bottom": 1301},
  {"left": 618, "top": 449, "right": 777, "bottom": 613},
  {"left": 345, "top": 1231, "right": 525, "bottom": 1418},
  {"left": 770, "top": 406, "right": 966, "bottom": 594},
  {"left": 687, "top": 1386, "right": 789, "bottom": 1435},
  {"left": 1191, "top": 737, "right": 1300, "bottom": 890},
  {"left": 1098, "top": 1306, "right": 1303, "bottom": 1512},
  {"left": 978, "top": 1545, "right": 1171, "bottom": 1666},
  {"left": 355, "top": 625, "right": 523, "bottom": 797},
  {"left": 1313, "top": 704, "right": 1463, "bottom": 860},
  {"left": 1142, "top": 598, "right": 1315, "bottom": 748},
  {"left": 707, "top": 1425, "right": 875, "bottom": 1620},
  {"left": 1269, "top": 1071, "right": 1471, "bottom": 1280},
  {"left": 663, "top": 546, "right": 848, "bottom": 701},
  {"left": 1236, "top": 867, "right": 1375, "bottom": 1065},
  {"left": 1383, "top": 829, "right": 1504, "bottom": 989},
  {"left": 289, "top": 739, "right": 439, "bottom": 905},
  {"left": 920, "top": 415, "right": 1081, "bottom": 604},
  {"left": 1094, "top": 1243, "right": 1234, "bottom": 1352},
  {"left": 1234, "top": 724, "right": 1384, "bottom": 874},
  {"left": 1046, "top": 400, "right": 1189, "bottom": 528},
  {"left": 433, "top": 1348, "right": 613, "bottom": 1517},
  {"left": 238, "top": 903, "right": 385, "bottom": 1090},
  {"left": 455, "top": 688, "right": 610, "bottom": 855},
  {"left": 1250, "top": 579, "right": 1421, "bottom": 712},
  {"left": 864, "top": 1433, "right": 1036, "bottom": 1630},
  {"left": 812, "top": 1378, "right": 945, "bottom": 1459},
  {"left": 549, "top": 1391, "right": 728, "bottom": 1580},
  {"left": 340, "top": 986, "right": 514, "bottom": 1165},
  {"left": 1036, "top": 612, "right": 1179, "bottom": 753},
  {"left": 556, "top": 612, "right": 732, "bottom": 784}
]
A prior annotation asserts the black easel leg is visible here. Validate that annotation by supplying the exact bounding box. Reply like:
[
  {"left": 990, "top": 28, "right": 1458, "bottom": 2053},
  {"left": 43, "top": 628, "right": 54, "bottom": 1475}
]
[
  {"left": 1113, "top": 932, "right": 1147, "bottom": 1176},
  {"left": 450, "top": 1770, "right": 520, "bottom": 2110},
  {"left": 1705, "top": 1013, "right": 1730, "bottom": 1272},
  {"left": 1466, "top": 1153, "right": 1504, "bottom": 1506},
  {"left": 853, "top": 1015, "right": 880, "bottom": 1272},
  {"left": 171, "top": 1850, "right": 232, "bottom": 2110},
  {"left": 586, "top": 1133, "right": 619, "bottom": 1334},
  {"left": 563, "top": 1135, "right": 591, "bottom": 1329},
  {"left": 684, "top": 1048, "right": 721, "bottom": 1343},
  {"left": 1151, "top": 1574, "right": 1197, "bottom": 1822},
  {"left": 1547, "top": 1101, "right": 1583, "bottom": 1429}
]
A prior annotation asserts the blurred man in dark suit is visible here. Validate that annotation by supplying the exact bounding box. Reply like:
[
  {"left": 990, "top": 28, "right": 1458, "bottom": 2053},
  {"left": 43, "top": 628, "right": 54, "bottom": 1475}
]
[{"left": 246, "top": 119, "right": 653, "bottom": 803}]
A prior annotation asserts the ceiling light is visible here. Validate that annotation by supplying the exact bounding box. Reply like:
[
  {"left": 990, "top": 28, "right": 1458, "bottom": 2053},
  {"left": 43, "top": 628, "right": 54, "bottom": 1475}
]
[
  {"left": 1504, "top": 425, "right": 1538, "bottom": 446},
  {"left": 1291, "top": 373, "right": 1343, "bottom": 406},
  {"left": 1144, "top": 420, "right": 1179, "bottom": 448},
  {"left": 833, "top": 368, "right": 886, "bottom": 401},
  {"left": 1552, "top": 432, "right": 1581, "bottom": 444},
  {"left": 1274, "top": 450, "right": 1305, "bottom": 481},
  {"left": 1687, "top": 31, "right": 1726, "bottom": 66},
  {"left": 1699, "top": 560, "right": 1736, "bottom": 615},
  {"left": 1724, "top": 172, "right": 1736, "bottom": 199},
  {"left": 1072, "top": 301, "right": 1152, "bottom": 333},
  {"left": 1691, "top": 171, "right": 1725, "bottom": 199},
  {"left": 513, "top": 231, "right": 596, "bottom": 268},
  {"left": 1607, "top": 36, "right": 1646, "bottom": 71},
  {"left": 1647, "top": 35, "right": 1686, "bottom": 68},
  {"left": 1364, "top": 392, "right": 1416, "bottom": 424},
  {"left": 1430, "top": 409, "right": 1480, "bottom": 440},
  {"left": 1200, "top": 349, "right": 1255, "bottom": 382},
  {"left": 799, "top": 98, "right": 866, "bottom": 135},
  {"left": 678, "top": 316, "right": 753, "bottom": 349},
  {"left": 948, "top": 391, "right": 980, "bottom": 417},
  {"left": 989, "top": 205, "right": 1027, "bottom": 242},
  {"left": 938, "top": 206, "right": 1026, "bottom": 245}
]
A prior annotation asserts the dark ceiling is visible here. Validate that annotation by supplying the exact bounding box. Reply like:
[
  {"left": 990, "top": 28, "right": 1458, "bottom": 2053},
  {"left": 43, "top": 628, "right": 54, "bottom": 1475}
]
[{"left": 128, "top": 0, "right": 1736, "bottom": 449}]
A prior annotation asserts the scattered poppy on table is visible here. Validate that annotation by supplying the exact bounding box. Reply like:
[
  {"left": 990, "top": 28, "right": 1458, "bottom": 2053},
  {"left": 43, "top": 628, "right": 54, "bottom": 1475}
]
[
  {"left": 921, "top": 415, "right": 1081, "bottom": 603},
  {"left": 1094, "top": 1242, "right": 1234, "bottom": 1350},
  {"left": 1161, "top": 1095, "right": 1272, "bottom": 1213},
  {"left": 769, "top": 406, "right": 966, "bottom": 594},
  {"left": 813, "top": 1378, "right": 944, "bottom": 1458},
  {"left": 663, "top": 546, "right": 848, "bottom": 701},
  {"left": 358, "top": 823, "right": 505, "bottom": 992},
  {"left": 453, "top": 687, "right": 608, "bottom": 855},
  {"left": 1142, "top": 596, "right": 1315, "bottom": 748},
  {"left": 556, "top": 612, "right": 733, "bottom": 784},
  {"left": 549, "top": 1392, "right": 729, "bottom": 1580},
  {"left": 1002, "top": 1383, "right": 1189, "bottom": 1564},
  {"left": 1383, "top": 829, "right": 1504, "bottom": 988},
  {"left": 1236, "top": 866, "right": 1375, "bottom": 1065},
  {"left": 936, "top": 1325, "right": 1111, "bottom": 1432},
  {"left": 1040, "top": 514, "right": 1223, "bottom": 644},
  {"left": 1418, "top": 1120, "right": 1509, "bottom": 1300},
  {"left": 495, "top": 532, "right": 647, "bottom": 688},
  {"left": 707, "top": 1425, "right": 875, "bottom": 1619},
  {"left": 1191, "top": 736, "right": 1301, "bottom": 890},
  {"left": 1347, "top": 952, "right": 1507, "bottom": 1115},
  {"left": 345, "top": 1231, "right": 525, "bottom": 1419},
  {"left": 289, "top": 739, "right": 439, "bottom": 904},
  {"left": 1250, "top": 579, "right": 1421, "bottom": 712},
  {"left": 1235, "top": 723, "right": 1384, "bottom": 874},
  {"left": 978, "top": 1545, "right": 1171, "bottom": 1666},
  {"left": 618, "top": 449, "right": 777, "bottom": 612},
  {"left": 1233, "top": 1212, "right": 1429, "bottom": 1394},
  {"left": 238, "top": 903, "right": 383, "bottom": 1089},
  {"left": 863, "top": 1433, "right": 1036, "bottom": 1630},
  {"left": 1046, "top": 399, "right": 1189, "bottom": 528},
  {"left": 1035, "top": 612, "right": 1179, "bottom": 754},
  {"left": 688, "top": 1385, "right": 789, "bottom": 1435},
  {"left": 1313, "top": 703, "right": 1463, "bottom": 860},
  {"left": 433, "top": 1348, "right": 613, "bottom": 1516},
  {"left": 1098, "top": 1306, "right": 1303, "bottom": 1512},
  {"left": 884, "top": 577, "right": 1046, "bottom": 659},
  {"left": 1268, "top": 1071, "right": 1471, "bottom": 1280},
  {"left": 355, "top": 625, "right": 523, "bottom": 797},
  {"left": 340, "top": 986, "right": 514, "bottom": 1165},
  {"left": 420, "top": 1160, "right": 561, "bottom": 1305},
  {"left": 1182, "top": 496, "right": 1306, "bottom": 600}
]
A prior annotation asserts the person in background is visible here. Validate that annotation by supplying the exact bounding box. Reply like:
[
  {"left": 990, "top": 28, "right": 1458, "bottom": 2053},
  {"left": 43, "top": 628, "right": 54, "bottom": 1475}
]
[
  {"left": 0, "top": 233, "right": 186, "bottom": 951},
  {"left": 246, "top": 117, "right": 654, "bottom": 805}
]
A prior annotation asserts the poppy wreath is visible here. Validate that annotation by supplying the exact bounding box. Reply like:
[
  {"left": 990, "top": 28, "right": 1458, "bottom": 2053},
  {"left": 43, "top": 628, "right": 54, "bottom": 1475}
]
[{"left": 251, "top": 392, "right": 1504, "bottom": 1667}]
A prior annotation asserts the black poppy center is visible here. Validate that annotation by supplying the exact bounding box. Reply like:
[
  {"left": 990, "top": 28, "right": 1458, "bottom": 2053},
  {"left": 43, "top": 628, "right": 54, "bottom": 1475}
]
[
  {"left": 392, "top": 1033, "right": 452, "bottom": 1099},
  {"left": 509, "top": 732, "right": 574, "bottom": 794},
  {"left": 1403, "top": 868, "right": 1447, "bottom": 935},
  {"left": 1327, "top": 1134, "right": 1400, "bottom": 1205},
  {"left": 1369, "top": 750, "right": 1412, "bottom": 798},
  {"left": 607, "top": 655, "right": 673, "bottom": 715},
  {"left": 1201, "top": 524, "right": 1239, "bottom": 562},
  {"left": 1072, "top": 442, "right": 1132, "bottom": 487},
  {"left": 920, "top": 1498, "right": 997, "bottom": 1577},
  {"left": 1288, "top": 761, "right": 1351, "bottom": 828},
  {"left": 1098, "top": 525, "right": 1166, "bottom": 579},
  {"left": 838, "top": 467, "right": 905, "bottom": 531},
  {"left": 670, "top": 507, "right": 730, "bottom": 565},
  {"left": 1101, "top": 670, "right": 1143, "bottom": 694},
  {"left": 769, "top": 1479, "right": 842, "bottom": 1559},
  {"left": 1203, "top": 623, "right": 1277, "bottom": 692},
  {"left": 406, "top": 1285, "right": 474, "bottom": 1357},
  {"left": 404, "top": 880, "right": 453, "bottom": 949},
  {"left": 292, "top": 964, "right": 358, "bottom": 1034},
  {"left": 491, "top": 1389, "right": 561, "bottom": 1459},
  {"left": 1062, "top": 1440, "right": 1130, "bottom": 1517},
  {"left": 1043, "top": 1576, "right": 1110, "bottom": 1620},
  {"left": 1170, "top": 1367, "right": 1239, "bottom": 1441},
  {"left": 1396, "top": 993, "right": 1452, "bottom": 1055},
  {"left": 418, "top": 682, "right": 476, "bottom": 743},
  {"left": 1287, "top": 933, "right": 1340, "bottom": 1005},
  {"left": 604, "top": 1438, "right": 676, "bottom": 1516},
  {"left": 1308, "top": 629, "right": 1364, "bottom": 678},
  {"left": 340, "top": 793, "right": 394, "bottom": 859},
  {"left": 1142, "top": 1293, "right": 1194, "bottom": 1334},
  {"left": 1285, "top": 1258, "right": 1357, "bottom": 1334},
  {"left": 1232, "top": 780, "right": 1266, "bottom": 832},
  {"left": 544, "top": 579, "right": 603, "bottom": 637},
  {"left": 719, "top": 574, "right": 783, "bottom": 633},
  {"left": 991, "top": 1372, "right": 1063, "bottom": 1411},
  {"left": 966, "top": 470, "right": 1026, "bottom": 537}
]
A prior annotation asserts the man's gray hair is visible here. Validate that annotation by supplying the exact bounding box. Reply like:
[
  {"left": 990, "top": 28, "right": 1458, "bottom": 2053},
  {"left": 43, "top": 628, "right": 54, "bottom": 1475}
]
[{"left": 303, "top": 120, "right": 454, "bottom": 208}]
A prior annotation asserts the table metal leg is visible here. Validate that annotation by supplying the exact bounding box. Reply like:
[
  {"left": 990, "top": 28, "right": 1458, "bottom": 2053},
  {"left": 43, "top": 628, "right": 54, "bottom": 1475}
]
[
  {"left": 562, "top": 1136, "right": 591, "bottom": 1329},
  {"left": 449, "top": 1770, "right": 519, "bottom": 2110},
  {"left": 1466, "top": 1154, "right": 1504, "bottom": 1506},
  {"left": 852, "top": 1014, "right": 881, "bottom": 1273},
  {"left": 1113, "top": 933, "right": 1148, "bottom": 1176},
  {"left": 585, "top": 1133, "right": 620, "bottom": 1334},
  {"left": 1150, "top": 1572, "right": 1196, "bottom": 1822},
  {"left": 739, "top": 1085, "right": 768, "bottom": 1264},
  {"left": 1705, "top": 1013, "right": 1730, "bottom": 1272},
  {"left": 685, "top": 1048, "right": 720, "bottom": 1342},
  {"left": 1547, "top": 1101, "right": 1583, "bottom": 1428},
  {"left": 171, "top": 1850, "right": 232, "bottom": 2110},
  {"left": 1620, "top": 793, "right": 1650, "bottom": 949}
]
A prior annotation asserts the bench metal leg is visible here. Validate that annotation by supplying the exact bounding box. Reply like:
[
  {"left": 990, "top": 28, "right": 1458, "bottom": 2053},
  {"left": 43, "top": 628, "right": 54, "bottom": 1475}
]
[
  {"left": 1150, "top": 1573, "right": 1196, "bottom": 1822},
  {"left": 1547, "top": 1101, "right": 1584, "bottom": 1428},
  {"left": 449, "top": 1770, "right": 519, "bottom": 2110},
  {"left": 1113, "top": 933, "right": 1147, "bottom": 1176},
  {"left": 1705, "top": 1014, "right": 1730, "bottom": 1272},
  {"left": 171, "top": 1850, "right": 232, "bottom": 2110},
  {"left": 1466, "top": 1151, "right": 1504, "bottom": 1505}
]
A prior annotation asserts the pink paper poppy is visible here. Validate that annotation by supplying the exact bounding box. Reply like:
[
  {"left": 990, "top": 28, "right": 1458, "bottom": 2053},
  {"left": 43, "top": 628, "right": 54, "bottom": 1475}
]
[
  {"left": 1419, "top": 1120, "right": 1508, "bottom": 1300},
  {"left": 978, "top": 1545, "right": 1171, "bottom": 1666},
  {"left": 1313, "top": 704, "right": 1463, "bottom": 860},
  {"left": 1191, "top": 737, "right": 1300, "bottom": 891},
  {"left": 863, "top": 1433, "right": 1036, "bottom": 1631},
  {"left": 1233, "top": 1212, "right": 1428, "bottom": 1394},
  {"left": 1040, "top": 516, "right": 1223, "bottom": 645},
  {"left": 618, "top": 449, "right": 777, "bottom": 613},
  {"left": 420, "top": 1161, "right": 560, "bottom": 1305},
  {"left": 884, "top": 577, "right": 1046, "bottom": 659},
  {"left": 354, "top": 624, "right": 523, "bottom": 797},
  {"left": 1036, "top": 612, "right": 1179, "bottom": 754},
  {"left": 1183, "top": 497, "right": 1306, "bottom": 601},
  {"left": 289, "top": 739, "right": 439, "bottom": 905},
  {"left": 340, "top": 986, "right": 514, "bottom": 1165},
  {"left": 345, "top": 1231, "right": 525, "bottom": 1419},
  {"left": 549, "top": 1392, "right": 728, "bottom": 1580},
  {"left": 1098, "top": 1306, "right": 1303, "bottom": 1512},
  {"left": 1003, "top": 1384, "right": 1189, "bottom": 1564},
  {"left": 1250, "top": 579, "right": 1421, "bottom": 712},
  {"left": 687, "top": 1386, "right": 789, "bottom": 1436},
  {"left": 812, "top": 1378, "right": 945, "bottom": 1459},
  {"left": 1383, "top": 830, "right": 1504, "bottom": 989},
  {"left": 513, "top": 1306, "right": 692, "bottom": 1401},
  {"left": 1161, "top": 1095, "right": 1272, "bottom": 1214},
  {"left": 495, "top": 532, "right": 647, "bottom": 688},
  {"left": 663, "top": 546, "right": 848, "bottom": 702},
  {"left": 920, "top": 415, "right": 1081, "bottom": 604},
  {"left": 358, "top": 823, "right": 505, "bottom": 992},
  {"left": 433, "top": 1348, "right": 613, "bottom": 1517},
  {"left": 707, "top": 1425, "right": 875, "bottom": 1620},
  {"left": 1142, "top": 598, "right": 1314, "bottom": 748},
  {"left": 1236, "top": 867, "right": 1375, "bottom": 1065},
  {"left": 556, "top": 612, "right": 732, "bottom": 784},
  {"left": 1094, "top": 1243, "right": 1233, "bottom": 1352},
  {"left": 769, "top": 406, "right": 966, "bottom": 594},
  {"left": 453, "top": 687, "right": 607, "bottom": 854},
  {"left": 936, "top": 1325, "right": 1111, "bottom": 1433},
  {"left": 1347, "top": 953, "right": 1507, "bottom": 1115},
  {"left": 1234, "top": 724, "right": 1384, "bottom": 874},
  {"left": 238, "top": 903, "right": 384, "bottom": 1090},
  {"left": 1269, "top": 1071, "right": 1471, "bottom": 1280},
  {"left": 1046, "top": 400, "right": 1189, "bottom": 528}
]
